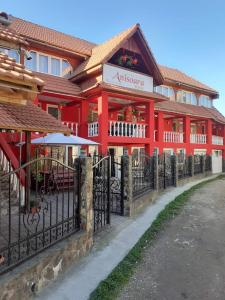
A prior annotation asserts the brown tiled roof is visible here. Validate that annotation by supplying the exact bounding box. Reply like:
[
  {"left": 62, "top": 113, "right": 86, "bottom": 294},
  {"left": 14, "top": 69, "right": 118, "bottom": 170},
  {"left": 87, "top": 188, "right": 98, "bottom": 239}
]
[
  {"left": 34, "top": 72, "right": 81, "bottom": 96},
  {"left": 70, "top": 24, "right": 139, "bottom": 78},
  {"left": 155, "top": 101, "right": 225, "bottom": 124},
  {"left": 0, "top": 53, "right": 44, "bottom": 91},
  {"left": 0, "top": 23, "right": 29, "bottom": 46},
  {"left": 159, "top": 65, "right": 218, "bottom": 95},
  {"left": 0, "top": 101, "right": 70, "bottom": 133},
  {"left": 95, "top": 82, "right": 168, "bottom": 101},
  {"left": 9, "top": 16, "right": 95, "bottom": 56}
]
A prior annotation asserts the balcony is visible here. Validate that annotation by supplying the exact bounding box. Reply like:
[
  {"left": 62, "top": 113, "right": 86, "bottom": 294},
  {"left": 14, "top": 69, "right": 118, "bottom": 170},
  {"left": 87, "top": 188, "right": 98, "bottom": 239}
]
[
  {"left": 212, "top": 135, "right": 224, "bottom": 145},
  {"left": 88, "top": 121, "right": 147, "bottom": 138},
  {"left": 62, "top": 121, "right": 78, "bottom": 136},
  {"left": 190, "top": 133, "right": 206, "bottom": 144},
  {"left": 164, "top": 131, "right": 183, "bottom": 143}
]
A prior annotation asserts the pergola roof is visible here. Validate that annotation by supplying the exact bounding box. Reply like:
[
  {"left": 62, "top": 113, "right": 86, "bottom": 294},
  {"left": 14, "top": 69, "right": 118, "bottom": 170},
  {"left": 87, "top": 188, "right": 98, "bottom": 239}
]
[
  {"left": 0, "top": 23, "right": 29, "bottom": 47},
  {"left": 0, "top": 53, "right": 44, "bottom": 91},
  {"left": 0, "top": 101, "right": 70, "bottom": 133}
]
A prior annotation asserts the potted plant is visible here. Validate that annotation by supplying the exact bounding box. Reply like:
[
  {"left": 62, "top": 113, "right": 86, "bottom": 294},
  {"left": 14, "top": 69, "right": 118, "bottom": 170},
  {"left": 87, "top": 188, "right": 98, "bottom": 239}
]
[{"left": 30, "top": 199, "right": 41, "bottom": 214}]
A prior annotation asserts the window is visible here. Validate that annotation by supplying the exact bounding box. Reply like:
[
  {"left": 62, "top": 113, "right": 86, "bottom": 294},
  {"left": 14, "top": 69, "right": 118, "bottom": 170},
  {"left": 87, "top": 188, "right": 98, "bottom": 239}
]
[
  {"left": 199, "top": 95, "right": 212, "bottom": 108},
  {"left": 177, "top": 90, "right": 197, "bottom": 105},
  {"left": 0, "top": 47, "right": 20, "bottom": 63},
  {"left": 154, "top": 85, "right": 175, "bottom": 99},
  {"left": 25, "top": 51, "right": 37, "bottom": 71},
  {"left": 47, "top": 105, "right": 60, "bottom": 120},
  {"left": 62, "top": 60, "right": 70, "bottom": 74},
  {"left": 25, "top": 50, "right": 71, "bottom": 76},
  {"left": 39, "top": 54, "right": 48, "bottom": 73},
  {"left": 51, "top": 57, "right": 60, "bottom": 76}
]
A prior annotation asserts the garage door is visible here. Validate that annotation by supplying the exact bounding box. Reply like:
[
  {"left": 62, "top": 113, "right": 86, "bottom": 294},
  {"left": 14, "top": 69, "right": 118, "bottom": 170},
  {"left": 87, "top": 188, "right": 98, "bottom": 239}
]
[{"left": 212, "top": 150, "right": 222, "bottom": 174}]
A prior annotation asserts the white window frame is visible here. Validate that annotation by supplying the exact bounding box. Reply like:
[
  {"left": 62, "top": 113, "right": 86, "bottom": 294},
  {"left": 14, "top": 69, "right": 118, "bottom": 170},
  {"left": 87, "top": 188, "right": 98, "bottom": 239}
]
[
  {"left": 25, "top": 50, "right": 70, "bottom": 77},
  {"left": 177, "top": 90, "right": 197, "bottom": 105},
  {"left": 154, "top": 85, "right": 175, "bottom": 99}
]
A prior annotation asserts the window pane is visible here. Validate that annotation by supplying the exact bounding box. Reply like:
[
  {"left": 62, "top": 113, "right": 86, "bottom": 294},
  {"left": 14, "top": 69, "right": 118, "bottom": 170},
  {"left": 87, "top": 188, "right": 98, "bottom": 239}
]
[
  {"left": 51, "top": 57, "right": 60, "bottom": 76},
  {"left": 39, "top": 54, "right": 48, "bottom": 73},
  {"left": 48, "top": 107, "right": 59, "bottom": 119},
  {"left": 8, "top": 49, "right": 20, "bottom": 62},
  {"left": 62, "top": 60, "right": 70, "bottom": 74},
  {"left": 0, "top": 47, "right": 7, "bottom": 54},
  {"left": 25, "top": 51, "right": 37, "bottom": 71},
  {"left": 191, "top": 93, "right": 197, "bottom": 105}
]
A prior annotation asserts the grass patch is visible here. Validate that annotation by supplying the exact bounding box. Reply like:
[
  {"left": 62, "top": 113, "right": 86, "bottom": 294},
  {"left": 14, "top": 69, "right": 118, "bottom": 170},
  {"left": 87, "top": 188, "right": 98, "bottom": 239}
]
[{"left": 89, "top": 175, "right": 224, "bottom": 300}]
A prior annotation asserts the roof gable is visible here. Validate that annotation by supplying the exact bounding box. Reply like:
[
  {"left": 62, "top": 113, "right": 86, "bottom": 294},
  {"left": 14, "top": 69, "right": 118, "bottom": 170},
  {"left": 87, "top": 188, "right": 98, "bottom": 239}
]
[{"left": 70, "top": 24, "right": 163, "bottom": 85}]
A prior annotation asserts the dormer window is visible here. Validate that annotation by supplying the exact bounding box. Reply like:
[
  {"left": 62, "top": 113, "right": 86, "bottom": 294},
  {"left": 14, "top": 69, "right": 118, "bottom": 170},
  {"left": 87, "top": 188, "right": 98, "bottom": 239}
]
[
  {"left": 177, "top": 90, "right": 197, "bottom": 105},
  {"left": 199, "top": 95, "right": 212, "bottom": 108},
  {"left": 0, "top": 47, "right": 20, "bottom": 63},
  {"left": 154, "top": 85, "right": 175, "bottom": 100},
  {"left": 25, "top": 50, "right": 71, "bottom": 77}
]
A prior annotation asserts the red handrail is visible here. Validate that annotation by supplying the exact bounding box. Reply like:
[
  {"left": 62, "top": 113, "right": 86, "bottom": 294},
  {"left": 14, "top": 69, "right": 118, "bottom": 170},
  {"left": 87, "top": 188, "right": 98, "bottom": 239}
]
[{"left": 0, "top": 133, "right": 25, "bottom": 186}]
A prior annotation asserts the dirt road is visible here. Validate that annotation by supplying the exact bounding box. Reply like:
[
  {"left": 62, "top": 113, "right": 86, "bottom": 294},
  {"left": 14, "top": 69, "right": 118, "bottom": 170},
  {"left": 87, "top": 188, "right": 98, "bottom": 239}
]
[{"left": 117, "top": 177, "right": 225, "bottom": 300}]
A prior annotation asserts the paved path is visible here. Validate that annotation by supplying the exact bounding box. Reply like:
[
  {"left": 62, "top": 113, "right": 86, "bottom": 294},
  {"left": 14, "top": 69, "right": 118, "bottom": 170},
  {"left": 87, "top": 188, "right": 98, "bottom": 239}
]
[
  {"left": 117, "top": 176, "right": 225, "bottom": 300},
  {"left": 37, "top": 175, "right": 217, "bottom": 300}
]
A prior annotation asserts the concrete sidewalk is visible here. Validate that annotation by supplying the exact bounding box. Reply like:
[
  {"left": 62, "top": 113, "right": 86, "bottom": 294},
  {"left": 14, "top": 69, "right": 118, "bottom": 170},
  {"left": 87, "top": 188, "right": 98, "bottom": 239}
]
[{"left": 37, "top": 175, "right": 217, "bottom": 300}]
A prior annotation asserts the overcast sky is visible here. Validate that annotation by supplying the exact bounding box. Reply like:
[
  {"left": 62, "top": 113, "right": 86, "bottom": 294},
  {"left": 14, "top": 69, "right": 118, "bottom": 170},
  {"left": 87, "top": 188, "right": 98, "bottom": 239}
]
[{"left": 2, "top": 0, "right": 225, "bottom": 114}]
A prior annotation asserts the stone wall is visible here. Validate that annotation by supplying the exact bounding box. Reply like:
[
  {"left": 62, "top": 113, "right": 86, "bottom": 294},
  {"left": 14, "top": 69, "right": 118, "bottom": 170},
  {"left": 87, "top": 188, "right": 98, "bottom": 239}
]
[
  {"left": 0, "top": 157, "right": 94, "bottom": 300},
  {"left": 0, "top": 231, "right": 92, "bottom": 300}
]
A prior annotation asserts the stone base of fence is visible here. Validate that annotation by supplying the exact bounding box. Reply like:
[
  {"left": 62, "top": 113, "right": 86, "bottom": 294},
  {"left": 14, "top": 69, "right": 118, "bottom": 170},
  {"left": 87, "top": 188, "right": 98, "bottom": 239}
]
[
  {"left": 0, "top": 230, "right": 93, "bottom": 300},
  {"left": 130, "top": 190, "right": 158, "bottom": 217}
]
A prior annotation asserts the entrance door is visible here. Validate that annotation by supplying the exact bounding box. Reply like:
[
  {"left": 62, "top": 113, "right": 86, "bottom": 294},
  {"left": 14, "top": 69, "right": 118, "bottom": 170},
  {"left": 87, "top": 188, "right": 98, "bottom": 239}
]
[{"left": 212, "top": 150, "right": 222, "bottom": 174}]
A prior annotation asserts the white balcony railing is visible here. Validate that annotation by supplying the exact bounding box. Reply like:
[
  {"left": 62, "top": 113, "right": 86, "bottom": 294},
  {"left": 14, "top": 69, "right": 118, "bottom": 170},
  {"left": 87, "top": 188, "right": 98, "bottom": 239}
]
[
  {"left": 62, "top": 121, "right": 78, "bottom": 136},
  {"left": 164, "top": 131, "right": 183, "bottom": 143},
  {"left": 88, "top": 122, "right": 99, "bottom": 137},
  {"left": 109, "top": 121, "right": 146, "bottom": 138},
  {"left": 190, "top": 133, "right": 207, "bottom": 144},
  {"left": 212, "top": 135, "right": 224, "bottom": 145}
]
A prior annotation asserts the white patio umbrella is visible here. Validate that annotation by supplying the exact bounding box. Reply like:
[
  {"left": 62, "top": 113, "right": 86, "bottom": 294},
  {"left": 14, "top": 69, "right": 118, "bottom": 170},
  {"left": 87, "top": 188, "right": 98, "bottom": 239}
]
[{"left": 31, "top": 133, "right": 99, "bottom": 145}]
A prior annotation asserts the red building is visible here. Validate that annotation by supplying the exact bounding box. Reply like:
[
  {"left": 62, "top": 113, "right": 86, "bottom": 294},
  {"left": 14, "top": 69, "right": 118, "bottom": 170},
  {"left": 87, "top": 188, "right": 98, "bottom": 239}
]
[{"left": 2, "top": 14, "right": 225, "bottom": 173}]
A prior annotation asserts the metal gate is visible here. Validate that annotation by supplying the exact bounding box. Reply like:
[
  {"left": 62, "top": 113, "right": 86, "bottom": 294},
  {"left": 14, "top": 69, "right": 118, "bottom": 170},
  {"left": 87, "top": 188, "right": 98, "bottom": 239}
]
[
  {"left": 92, "top": 155, "right": 123, "bottom": 232},
  {"left": 158, "top": 153, "right": 175, "bottom": 190}
]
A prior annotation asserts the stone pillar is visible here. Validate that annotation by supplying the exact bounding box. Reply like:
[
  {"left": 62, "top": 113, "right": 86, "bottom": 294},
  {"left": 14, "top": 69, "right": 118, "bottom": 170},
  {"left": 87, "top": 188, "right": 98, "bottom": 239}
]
[
  {"left": 153, "top": 154, "right": 159, "bottom": 191},
  {"left": 202, "top": 155, "right": 206, "bottom": 173},
  {"left": 188, "top": 155, "right": 194, "bottom": 177},
  {"left": 77, "top": 157, "right": 93, "bottom": 234},
  {"left": 121, "top": 155, "right": 133, "bottom": 216},
  {"left": 172, "top": 155, "right": 178, "bottom": 187}
]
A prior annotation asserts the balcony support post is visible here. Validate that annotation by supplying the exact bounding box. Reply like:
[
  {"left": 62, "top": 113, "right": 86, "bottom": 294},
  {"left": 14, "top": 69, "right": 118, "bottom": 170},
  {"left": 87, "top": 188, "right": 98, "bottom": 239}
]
[
  {"left": 184, "top": 116, "right": 191, "bottom": 155},
  {"left": 98, "top": 92, "right": 109, "bottom": 155},
  {"left": 145, "top": 100, "right": 155, "bottom": 155},
  {"left": 206, "top": 119, "right": 212, "bottom": 155}
]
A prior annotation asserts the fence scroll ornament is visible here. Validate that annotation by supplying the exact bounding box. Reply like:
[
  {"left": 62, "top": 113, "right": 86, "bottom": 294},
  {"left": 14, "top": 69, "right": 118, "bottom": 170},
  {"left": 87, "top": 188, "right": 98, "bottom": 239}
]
[{"left": 0, "top": 157, "right": 81, "bottom": 274}]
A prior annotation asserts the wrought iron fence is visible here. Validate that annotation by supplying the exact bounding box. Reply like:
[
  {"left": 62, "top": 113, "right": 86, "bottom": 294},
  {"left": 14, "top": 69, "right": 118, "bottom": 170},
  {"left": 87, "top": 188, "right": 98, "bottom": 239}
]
[
  {"left": 194, "top": 155, "right": 203, "bottom": 174},
  {"left": 158, "top": 153, "right": 175, "bottom": 189},
  {"left": 0, "top": 157, "right": 81, "bottom": 275},
  {"left": 93, "top": 155, "right": 110, "bottom": 232},
  {"left": 92, "top": 154, "right": 124, "bottom": 232},
  {"left": 132, "top": 153, "right": 154, "bottom": 198},
  {"left": 178, "top": 155, "right": 191, "bottom": 180},
  {"left": 205, "top": 155, "right": 212, "bottom": 172}
]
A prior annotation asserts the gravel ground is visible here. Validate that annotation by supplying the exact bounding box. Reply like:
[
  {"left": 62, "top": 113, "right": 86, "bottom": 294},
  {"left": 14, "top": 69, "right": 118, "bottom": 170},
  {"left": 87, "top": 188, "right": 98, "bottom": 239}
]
[{"left": 117, "top": 177, "right": 225, "bottom": 300}]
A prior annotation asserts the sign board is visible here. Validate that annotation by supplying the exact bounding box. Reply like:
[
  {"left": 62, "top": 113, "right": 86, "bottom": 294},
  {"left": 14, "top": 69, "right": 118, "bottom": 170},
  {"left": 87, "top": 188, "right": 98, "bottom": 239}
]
[{"left": 103, "top": 64, "right": 153, "bottom": 93}]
